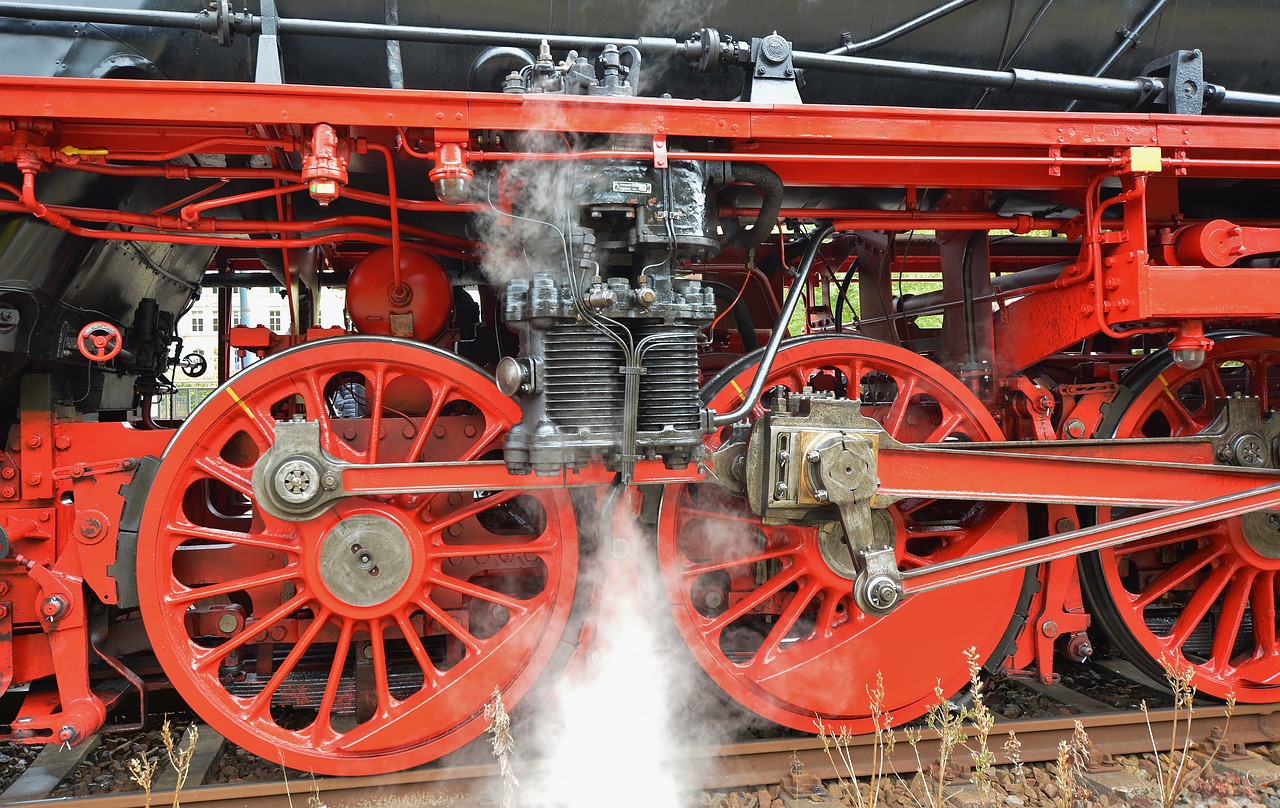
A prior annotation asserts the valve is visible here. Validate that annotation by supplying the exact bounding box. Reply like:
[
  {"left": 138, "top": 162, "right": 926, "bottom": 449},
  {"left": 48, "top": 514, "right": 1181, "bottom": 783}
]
[
  {"left": 301, "top": 123, "right": 350, "bottom": 206},
  {"left": 179, "top": 352, "right": 209, "bottom": 378},
  {"left": 76, "top": 321, "right": 123, "bottom": 362}
]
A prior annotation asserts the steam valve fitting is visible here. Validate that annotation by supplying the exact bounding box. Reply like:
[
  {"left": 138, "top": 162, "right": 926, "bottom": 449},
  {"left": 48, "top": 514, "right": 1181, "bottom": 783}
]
[
  {"left": 430, "top": 142, "right": 474, "bottom": 204},
  {"left": 301, "top": 123, "right": 350, "bottom": 206}
]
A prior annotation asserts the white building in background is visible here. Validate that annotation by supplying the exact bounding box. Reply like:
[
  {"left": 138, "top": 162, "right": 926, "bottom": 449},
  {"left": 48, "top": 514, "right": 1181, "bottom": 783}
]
[{"left": 177, "top": 286, "right": 348, "bottom": 378}]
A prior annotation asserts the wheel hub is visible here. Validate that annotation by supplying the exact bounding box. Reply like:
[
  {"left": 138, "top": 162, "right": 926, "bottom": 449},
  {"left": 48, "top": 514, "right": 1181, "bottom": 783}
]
[
  {"left": 274, "top": 457, "right": 324, "bottom": 506},
  {"left": 816, "top": 511, "right": 894, "bottom": 580},
  {"left": 1239, "top": 510, "right": 1280, "bottom": 559},
  {"left": 318, "top": 514, "right": 413, "bottom": 607}
]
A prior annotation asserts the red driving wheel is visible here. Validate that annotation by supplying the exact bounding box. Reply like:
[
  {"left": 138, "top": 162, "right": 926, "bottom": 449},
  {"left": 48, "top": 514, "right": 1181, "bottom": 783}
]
[
  {"left": 1082, "top": 334, "right": 1280, "bottom": 701},
  {"left": 658, "top": 337, "right": 1026, "bottom": 732},
  {"left": 137, "top": 337, "right": 578, "bottom": 775}
]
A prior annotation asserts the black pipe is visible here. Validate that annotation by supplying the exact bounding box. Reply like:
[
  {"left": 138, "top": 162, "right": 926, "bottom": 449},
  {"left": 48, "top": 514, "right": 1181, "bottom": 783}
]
[
  {"left": 726, "top": 163, "right": 784, "bottom": 251},
  {"left": 1063, "top": 0, "right": 1171, "bottom": 112},
  {"left": 384, "top": 0, "right": 405, "bottom": 90},
  {"left": 827, "top": 0, "right": 983, "bottom": 56},
  {"left": 5, "top": 2, "right": 1280, "bottom": 115},
  {"left": 712, "top": 221, "right": 835, "bottom": 428},
  {"left": 959, "top": 232, "right": 983, "bottom": 370},
  {"left": 706, "top": 280, "right": 761, "bottom": 351},
  {"left": 897, "top": 259, "right": 1070, "bottom": 317}
]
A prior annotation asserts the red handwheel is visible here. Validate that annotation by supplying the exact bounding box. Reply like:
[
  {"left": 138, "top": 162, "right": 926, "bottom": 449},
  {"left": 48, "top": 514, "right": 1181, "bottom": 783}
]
[
  {"left": 77, "top": 321, "right": 123, "bottom": 362},
  {"left": 136, "top": 337, "right": 579, "bottom": 775}
]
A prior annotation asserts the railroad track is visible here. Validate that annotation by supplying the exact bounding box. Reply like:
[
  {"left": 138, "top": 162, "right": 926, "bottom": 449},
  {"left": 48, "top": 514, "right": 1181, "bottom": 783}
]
[{"left": 3, "top": 696, "right": 1276, "bottom": 808}]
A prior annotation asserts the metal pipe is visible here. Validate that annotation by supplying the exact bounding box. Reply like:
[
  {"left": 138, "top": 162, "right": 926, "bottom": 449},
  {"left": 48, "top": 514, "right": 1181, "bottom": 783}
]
[
  {"left": 827, "top": 0, "right": 983, "bottom": 56},
  {"left": 384, "top": 0, "right": 405, "bottom": 90},
  {"left": 6, "top": 1, "right": 1280, "bottom": 113},
  {"left": 959, "top": 231, "right": 983, "bottom": 369},
  {"left": 894, "top": 260, "right": 1070, "bottom": 317},
  {"left": 712, "top": 222, "right": 835, "bottom": 428},
  {"left": 1064, "top": 0, "right": 1171, "bottom": 112}
]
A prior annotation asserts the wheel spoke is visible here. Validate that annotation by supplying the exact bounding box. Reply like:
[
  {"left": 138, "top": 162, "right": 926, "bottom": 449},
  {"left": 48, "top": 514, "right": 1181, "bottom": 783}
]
[
  {"left": 1209, "top": 570, "right": 1255, "bottom": 673},
  {"left": 426, "top": 574, "right": 527, "bottom": 616},
  {"left": 167, "top": 521, "right": 296, "bottom": 554},
  {"left": 219, "top": 385, "right": 276, "bottom": 446},
  {"left": 369, "top": 619, "right": 392, "bottom": 714},
  {"left": 421, "top": 489, "right": 521, "bottom": 532},
  {"left": 1195, "top": 365, "right": 1228, "bottom": 400},
  {"left": 192, "top": 456, "right": 255, "bottom": 497},
  {"left": 456, "top": 421, "right": 506, "bottom": 463},
  {"left": 167, "top": 565, "right": 299, "bottom": 606},
  {"left": 882, "top": 376, "right": 917, "bottom": 436},
  {"left": 1169, "top": 560, "right": 1237, "bottom": 648},
  {"left": 747, "top": 581, "right": 821, "bottom": 670},
  {"left": 393, "top": 612, "right": 438, "bottom": 689},
  {"left": 246, "top": 607, "right": 333, "bottom": 720},
  {"left": 431, "top": 537, "right": 558, "bottom": 560},
  {"left": 414, "top": 596, "right": 483, "bottom": 656},
  {"left": 924, "top": 410, "right": 966, "bottom": 442},
  {"left": 1251, "top": 571, "right": 1279, "bottom": 658},
  {"left": 311, "top": 617, "right": 355, "bottom": 744},
  {"left": 405, "top": 382, "right": 453, "bottom": 462},
  {"left": 1150, "top": 392, "right": 1200, "bottom": 435},
  {"left": 679, "top": 543, "right": 796, "bottom": 579},
  {"left": 679, "top": 506, "right": 760, "bottom": 525},
  {"left": 1113, "top": 524, "right": 1216, "bottom": 557},
  {"left": 705, "top": 566, "right": 804, "bottom": 636},
  {"left": 191, "top": 590, "right": 313, "bottom": 671},
  {"left": 1132, "top": 545, "right": 1224, "bottom": 610}
]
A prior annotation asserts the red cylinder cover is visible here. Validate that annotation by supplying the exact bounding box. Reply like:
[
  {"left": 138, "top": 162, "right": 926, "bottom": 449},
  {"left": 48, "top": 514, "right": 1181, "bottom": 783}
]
[{"left": 346, "top": 246, "right": 452, "bottom": 341}]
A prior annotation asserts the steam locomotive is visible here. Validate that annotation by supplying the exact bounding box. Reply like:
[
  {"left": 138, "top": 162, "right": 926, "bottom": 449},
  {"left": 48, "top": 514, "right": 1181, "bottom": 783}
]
[{"left": 2, "top": 0, "right": 1280, "bottom": 776}]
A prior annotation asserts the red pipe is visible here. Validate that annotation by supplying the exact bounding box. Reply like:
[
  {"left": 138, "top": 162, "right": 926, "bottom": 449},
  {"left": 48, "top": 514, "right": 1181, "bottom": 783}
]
[
  {"left": 368, "top": 142, "right": 405, "bottom": 294},
  {"left": 66, "top": 136, "right": 295, "bottom": 164},
  {"left": 0, "top": 198, "right": 470, "bottom": 254},
  {"left": 181, "top": 183, "right": 308, "bottom": 222}
]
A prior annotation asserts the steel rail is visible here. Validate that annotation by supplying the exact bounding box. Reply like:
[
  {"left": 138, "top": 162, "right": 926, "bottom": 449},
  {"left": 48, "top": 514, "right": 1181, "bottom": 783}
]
[{"left": 4, "top": 703, "right": 1275, "bottom": 807}]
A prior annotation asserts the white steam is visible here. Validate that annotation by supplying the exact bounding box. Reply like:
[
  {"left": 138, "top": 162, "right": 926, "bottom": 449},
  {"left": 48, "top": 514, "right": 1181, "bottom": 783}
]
[{"left": 513, "top": 500, "right": 725, "bottom": 808}]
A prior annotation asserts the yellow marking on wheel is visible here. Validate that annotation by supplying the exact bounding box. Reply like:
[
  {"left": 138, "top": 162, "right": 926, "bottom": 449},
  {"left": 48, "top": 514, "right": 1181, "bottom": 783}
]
[
  {"left": 730, "top": 378, "right": 746, "bottom": 401},
  {"left": 226, "top": 386, "right": 255, "bottom": 420},
  {"left": 1157, "top": 373, "right": 1177, "bottom": 403}
]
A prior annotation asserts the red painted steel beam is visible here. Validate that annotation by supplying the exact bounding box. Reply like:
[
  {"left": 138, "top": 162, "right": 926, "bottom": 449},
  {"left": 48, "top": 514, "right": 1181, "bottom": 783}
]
[
  {"left": 5, "top": 76, "right": 1280, "bottom": 155},
  {"left": 340, "top": 440, "right": 1266, "bottom": 509},
  {"left": 1137, "top": 265, "right": 1280, "bottom": 319},
  {"left": 903, "top": 481, "right": 1280, "bottom": 595},
  {"left": 873, "top": 443, "right": 1272, "bottom": 508}
]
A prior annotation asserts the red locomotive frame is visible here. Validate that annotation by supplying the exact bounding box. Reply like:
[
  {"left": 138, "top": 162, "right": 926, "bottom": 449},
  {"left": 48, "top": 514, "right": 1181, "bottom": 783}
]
[{"left": 3, "top": 73, "right": 1280, "bottom": 773}]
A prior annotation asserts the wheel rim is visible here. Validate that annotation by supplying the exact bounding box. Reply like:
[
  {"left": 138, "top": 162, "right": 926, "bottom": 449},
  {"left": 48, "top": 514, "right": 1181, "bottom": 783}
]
[
  {"left": 658, "top": 337, "right": 1026, "bottom": 732},
  {"left": 1085, "top": 334, "right": 1280, "bottom": 700},
  {"left": 137, "top": 337, "right": 577, "bottom": 775}
]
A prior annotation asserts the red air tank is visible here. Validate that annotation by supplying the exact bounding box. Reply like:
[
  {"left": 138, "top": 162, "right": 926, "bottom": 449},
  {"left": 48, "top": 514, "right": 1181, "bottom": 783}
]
[{"left": 346, "top": 246, "right": 453, "bottom": 341}]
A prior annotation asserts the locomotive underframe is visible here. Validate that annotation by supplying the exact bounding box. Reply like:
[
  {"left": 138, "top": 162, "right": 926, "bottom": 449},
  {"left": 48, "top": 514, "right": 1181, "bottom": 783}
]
[{"left": 2, "top": 73, "right": 1280, "bottom": 771}]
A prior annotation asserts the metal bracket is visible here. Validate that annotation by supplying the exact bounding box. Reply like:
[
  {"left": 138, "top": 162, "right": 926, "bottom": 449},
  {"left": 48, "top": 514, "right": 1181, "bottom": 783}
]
[
  {"left": 745, "top": 33, "right": 802, "bottom": 104},
  {"left": 1143, "top": 49, "right": 1205, "bottom": 115},
  {"left": 253, "top": 419, "right": 347, "bottom": 521},
  {"left": 254, "top": 0, "right": 284, "bottom": 83}
]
